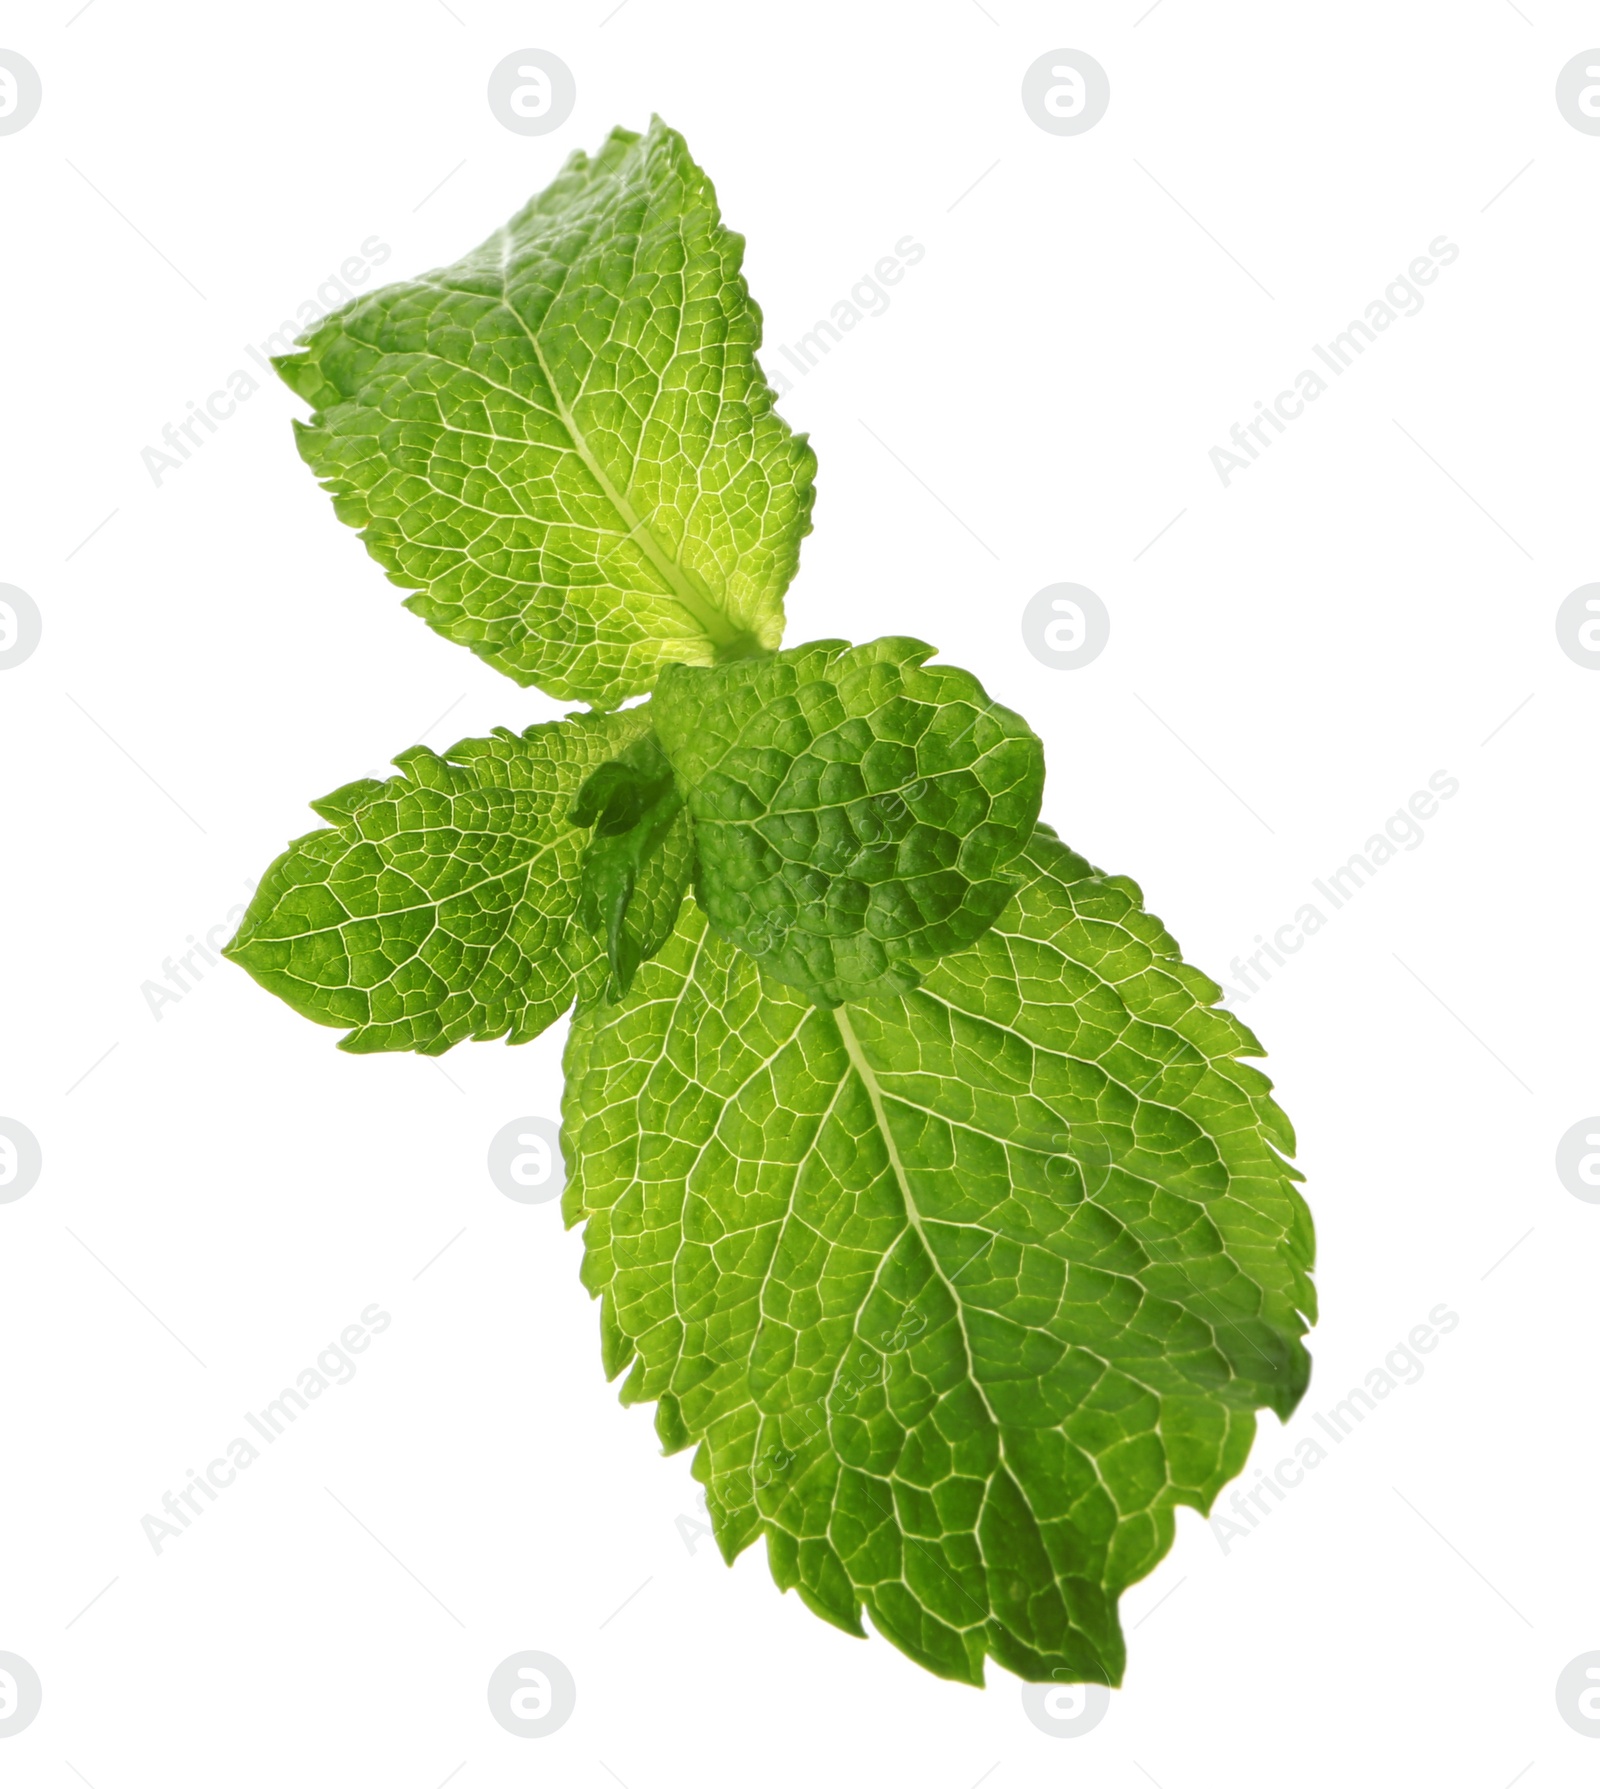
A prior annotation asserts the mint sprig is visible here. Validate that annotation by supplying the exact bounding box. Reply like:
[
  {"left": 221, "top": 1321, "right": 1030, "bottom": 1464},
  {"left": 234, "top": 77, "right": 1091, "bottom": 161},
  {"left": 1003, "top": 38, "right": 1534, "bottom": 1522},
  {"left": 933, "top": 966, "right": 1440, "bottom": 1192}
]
[{"left": 229, "top": 117, "right": 1315, "bottom": 1689}]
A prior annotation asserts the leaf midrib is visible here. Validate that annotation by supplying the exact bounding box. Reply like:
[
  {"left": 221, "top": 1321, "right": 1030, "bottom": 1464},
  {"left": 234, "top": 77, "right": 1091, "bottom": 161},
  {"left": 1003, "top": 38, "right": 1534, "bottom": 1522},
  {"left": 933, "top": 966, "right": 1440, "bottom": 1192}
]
[
  {"left": 521, "top": 328, "right": 743, "bottom": 654},
  {"left": 831, "top": 1005, "right": 1007, "bottom": 1442}
]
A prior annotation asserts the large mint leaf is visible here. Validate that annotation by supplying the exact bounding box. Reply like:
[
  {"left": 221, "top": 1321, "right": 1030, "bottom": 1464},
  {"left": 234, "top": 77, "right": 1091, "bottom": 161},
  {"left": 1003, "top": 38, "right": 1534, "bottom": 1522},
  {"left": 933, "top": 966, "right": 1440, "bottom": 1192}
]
[
  {"left": 563, "top": 827, "right": 1313, "bottom": 1686},
  {"left": 225, "top": 710, "right": 686, "bottom": 1054},
  {"left": 275, "top": 118, "right": 816, "bottom": 709},
  {"left": 652, "top": 638, "right": 1045, "bottom": 1007}
]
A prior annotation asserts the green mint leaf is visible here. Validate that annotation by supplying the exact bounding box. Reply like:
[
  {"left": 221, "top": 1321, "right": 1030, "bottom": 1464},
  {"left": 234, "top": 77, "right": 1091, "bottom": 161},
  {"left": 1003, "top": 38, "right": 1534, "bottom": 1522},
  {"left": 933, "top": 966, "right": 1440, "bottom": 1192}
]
[
  {"left": 225, "top": 710, "right": 658, "bottom": 1054},
  {"left": 652, "top": 637, "right": 1045, "bottom": 1007},
  {"left": 571, "top": 732, "right": 692, "bottom": 1001},
  {"left": 563, "top": 826, "right": 1313, "bottom": 1686},
  {"left": 274, "top": 117, "right": 816, "bottom": 709}
]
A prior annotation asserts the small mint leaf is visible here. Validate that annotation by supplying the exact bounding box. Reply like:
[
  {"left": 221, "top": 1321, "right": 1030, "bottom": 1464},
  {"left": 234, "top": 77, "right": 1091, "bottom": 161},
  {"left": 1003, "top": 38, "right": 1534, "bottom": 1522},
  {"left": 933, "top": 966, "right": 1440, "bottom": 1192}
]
[
  {"left": 571, "top": 733, "right": 692, "bottom": 1001},
  {"left": 225, "top": 710, "right": 653, "bottom": 1053},
  {"left": 273, "top": 117, "right": 816, "bottom": 710},
  {"left": 652, "top": 637, "right": 1045, "bottom": 1006}
]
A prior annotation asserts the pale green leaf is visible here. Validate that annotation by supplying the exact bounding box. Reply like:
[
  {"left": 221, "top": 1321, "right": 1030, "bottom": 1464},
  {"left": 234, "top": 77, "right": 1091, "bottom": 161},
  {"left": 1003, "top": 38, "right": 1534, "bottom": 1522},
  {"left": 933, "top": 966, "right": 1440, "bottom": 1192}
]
[
  {"left": 275, "top": 118, "right": 816, "bottom": 709},
  {"left": 225, "top": 709, "right": 689, "bottom": 1053}
]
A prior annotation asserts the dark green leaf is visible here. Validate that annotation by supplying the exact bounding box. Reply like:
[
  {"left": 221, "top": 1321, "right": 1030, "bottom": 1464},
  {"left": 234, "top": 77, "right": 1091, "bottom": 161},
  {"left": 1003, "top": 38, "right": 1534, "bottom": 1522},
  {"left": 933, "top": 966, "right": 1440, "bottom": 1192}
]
[
  {"left": 572, "top": 733, "right": 693, "bottom": 1000},
  {"left": 652, "top": 637, "right": 1045, "bottom": 1006}
]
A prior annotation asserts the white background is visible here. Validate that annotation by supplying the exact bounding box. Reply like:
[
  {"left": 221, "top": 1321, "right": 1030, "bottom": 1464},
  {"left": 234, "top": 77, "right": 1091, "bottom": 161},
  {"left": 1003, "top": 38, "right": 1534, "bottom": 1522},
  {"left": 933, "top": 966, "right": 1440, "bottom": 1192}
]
[{"left": 0, "top": 2, "right": 1595, "bottom": 1784}]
